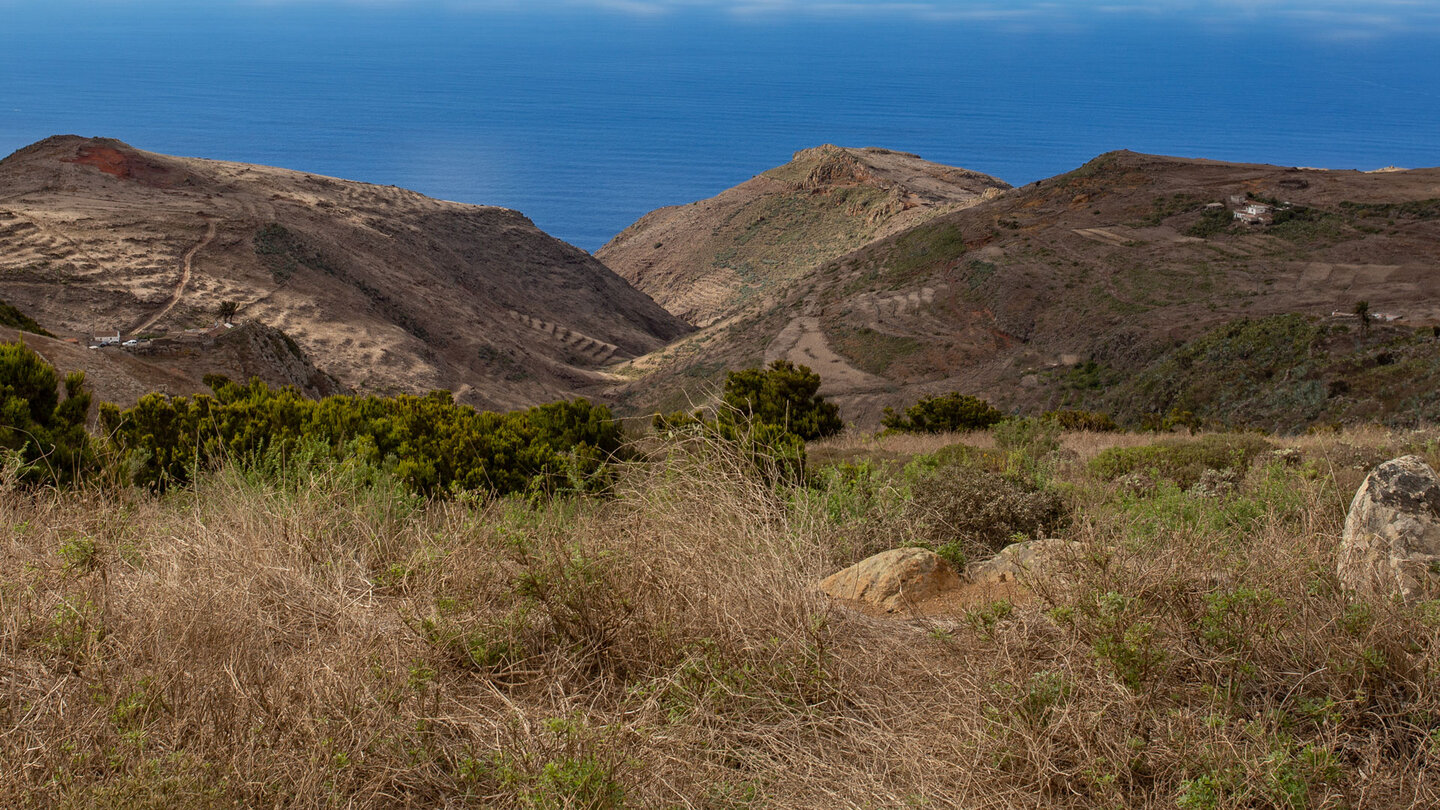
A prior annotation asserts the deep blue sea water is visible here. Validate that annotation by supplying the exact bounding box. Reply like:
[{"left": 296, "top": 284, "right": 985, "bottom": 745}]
[{"left": 2, "top": 2, "right": 1438, "bottom": 251}]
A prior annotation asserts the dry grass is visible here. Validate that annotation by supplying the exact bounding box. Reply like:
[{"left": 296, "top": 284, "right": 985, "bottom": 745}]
[
  {"left": 811, "top": 427, "right": 1165, "bottom": 467},
  {"left": 4, "top": 428, "right": 1440, "bottom": 807}
]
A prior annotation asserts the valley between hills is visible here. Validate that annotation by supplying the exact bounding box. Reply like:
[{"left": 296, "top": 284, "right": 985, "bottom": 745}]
[{"left": 3, "top": 135, "right": 1439, "bottom": 431}]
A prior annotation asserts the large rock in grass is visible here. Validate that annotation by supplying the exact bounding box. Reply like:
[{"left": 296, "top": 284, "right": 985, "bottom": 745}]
[
  {"left": 1338, "top": 455, "right": 1440, "bottom": 604},
  {"left": 969, "top": 538, "right": 1082, "bottom": 586},
  {"left": 820, "top": 548, "right": 961, "bottom": 612}
]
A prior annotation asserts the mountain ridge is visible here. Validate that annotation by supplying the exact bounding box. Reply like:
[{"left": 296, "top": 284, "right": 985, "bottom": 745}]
[
  {"left": 7, "top": 136, "right": 1440, "bottom": 430},
  {"left": 597, "top": 144, "right": 1009, "bottom": 328},
  {"left": 0, "top": 135, "right": 690, "bottom": 409},
  {"left": 602, "top": 148, "right": 1440, "bottom": 428}
]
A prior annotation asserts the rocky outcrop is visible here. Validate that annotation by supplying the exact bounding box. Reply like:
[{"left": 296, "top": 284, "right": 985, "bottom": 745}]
[
  {"left": 1337, "top": 456, "right": 1440, "bottom": 603},
  {"left": 819, "top": 547, "right": 961, "bottom": 612},
  {"left": 968, "top": 538, "right": 1082, "bottom": 586}
]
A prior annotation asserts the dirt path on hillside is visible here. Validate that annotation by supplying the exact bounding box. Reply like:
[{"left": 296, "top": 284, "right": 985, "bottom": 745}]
[
  {"left": 127, "top": 217, "right": 215, "bottom": 337},
  {"left": 764, "top": 315, "right": 889, "bottom": 394}
]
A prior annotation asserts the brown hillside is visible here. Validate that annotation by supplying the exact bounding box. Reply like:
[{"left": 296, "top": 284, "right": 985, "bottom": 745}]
[
  {"left": 608, "top": 150, "right": 1440, "bottom": 426},
  {"left": 597, "top": 145, "right": 1008, "bottom": 327},
  {"left": 0, "top": 322, "right": 341, "bottom": 410},
  {"left": 0, "top": 136, "right": 690, "bottom": 410}
]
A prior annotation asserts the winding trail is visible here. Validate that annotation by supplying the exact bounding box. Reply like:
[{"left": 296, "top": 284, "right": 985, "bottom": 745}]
[{"left": 127, "top": 216, "right": 215, "bottom": 337}]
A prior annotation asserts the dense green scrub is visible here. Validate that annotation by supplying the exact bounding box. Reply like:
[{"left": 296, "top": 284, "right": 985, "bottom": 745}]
[{"left": 100, "top": 376, "right": 623, "bottom": 497}]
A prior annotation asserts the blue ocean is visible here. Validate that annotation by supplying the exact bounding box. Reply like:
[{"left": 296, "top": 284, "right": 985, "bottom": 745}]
[{"left": 2, "top": 1, "right": 1438, "bottom": 251}]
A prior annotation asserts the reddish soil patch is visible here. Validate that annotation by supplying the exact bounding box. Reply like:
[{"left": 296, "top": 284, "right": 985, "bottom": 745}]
[{"left": 64, "top": 146, "right": 178, "bottom": 188}]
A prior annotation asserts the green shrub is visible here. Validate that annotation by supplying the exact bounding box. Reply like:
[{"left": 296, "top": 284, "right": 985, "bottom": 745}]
[
  {"left": 1185, "top": 205, "right": 1233, "bottom": 238},
  {"left": 994, "top": 416, "right": 1062, "bottom": 458},
  {"left": 655, "top": 408, "right": 806, "bottom": 485},
  {"left": 903, "top": 443, "right": 1007, "bottom": 477},
  {"left": 100, "top": 377, "right": 623, "bottom": 497},
  {"left": 881, "top": 392, "right": 1004, "bottom": 433},
  {"left": 1089, "top": 434, "right": 1273, "bottom": 489},
  {"left": 905, "top": 462, "right": 1069, "bottom": 567},
  {"left": 1042, "top": 409, "right": 1119, "bottom": 432},
  {"left": 720, "top": 360, "right": 842, "bottom": 441},
  {"left": 0, "top": 341, "right": 95, "bottom": 485}
]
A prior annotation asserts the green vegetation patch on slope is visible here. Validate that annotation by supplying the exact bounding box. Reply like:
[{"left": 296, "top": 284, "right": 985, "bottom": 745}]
[
  {"left": 885, "top": 220, "right": 969, "bottom": 283},
  {"left": 253, "top": 222, "right": 334, "bottom": 283},
  {"left": 0, "top": 298, "right": 52, "bottom": 336},
  {"left": 708, "top": 185, "right": 892, "bottom": 285},
  {"left": 826, "top": 325, "right": 923, "bottom": 375},
  {"left": 100, "top": 375, "right": 622, "bottom": 497},
  {"left": 1089, "top": 434, "right": 1273, "bottom": 489},
  {"left": 1338, "top": 198, "right": 1440, "bottom": 221},
  {"left": 1095, "top": 314, "right": 1440, "bottom": 432}
]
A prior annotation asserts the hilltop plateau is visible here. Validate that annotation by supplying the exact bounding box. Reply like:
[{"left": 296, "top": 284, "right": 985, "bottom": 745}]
[
  {"left": 608, "top": 150, "right": 1440, "bottom": 430},
  {"left": 0, "top": 136, "right": 689, "bottom": 409}
]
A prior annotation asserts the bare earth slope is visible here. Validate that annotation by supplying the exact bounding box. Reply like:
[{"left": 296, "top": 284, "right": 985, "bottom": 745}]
[
  {"left": 0, "top": 136, "right": 689, "bottom": 410},
  {"left": 597, "top": 145, "right": 1008, "bottom": 328},
  {"left": 607, "top": 150, "right": 1440, "bottom": 427}
]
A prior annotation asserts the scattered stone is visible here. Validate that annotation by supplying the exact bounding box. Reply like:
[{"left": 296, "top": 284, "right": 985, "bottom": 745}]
[
  {"left": 968, "top": 538, "right": 1082, "bottom": 586},
  {"left": 1337, "top": 455, "right": 1440, "bottom": 603},
  {"left": 819, "top": 547, "right": 961, "bottom": 612}
]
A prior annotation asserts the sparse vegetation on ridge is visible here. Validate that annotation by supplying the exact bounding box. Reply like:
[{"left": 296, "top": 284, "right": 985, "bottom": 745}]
[
  {"left": 1091, "top": 315, "right": 1440, "bottom": 432},
  {"left": 0, "top": 298, "right": 53, "bottom": 336}
]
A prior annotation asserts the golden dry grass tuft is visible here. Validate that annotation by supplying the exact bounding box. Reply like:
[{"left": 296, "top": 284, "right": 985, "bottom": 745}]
[{"left": 4, "top": 428, "right": 1440, "bottom": 807}]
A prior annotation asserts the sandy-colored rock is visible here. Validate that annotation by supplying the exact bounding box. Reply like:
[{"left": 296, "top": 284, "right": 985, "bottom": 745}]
[
  {"left": 1337, "top": 455, "right": 1440, "bottom": 604},
  {"left": 968, "top": 538, "right": 1081, "bottom": 586},
  {"left": 820, "top": 547, "right": 962, "bottom": 612}
]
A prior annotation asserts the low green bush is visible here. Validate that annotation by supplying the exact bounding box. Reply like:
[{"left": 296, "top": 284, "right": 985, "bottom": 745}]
[
  {"left": 994, "top": 416, "right": 1062, "bottom": 459},
  {"left": 100, "top": 377, "right": 623, "bottom": 497},
  {"left": 0, "top": 341, "right": 95, "bottom": 485},
  {"left": 654, "top": 408, "right": 806, "bottom": 485},
  {"left": 1089, "top": 434, "right": 1273, "bottom": 489},
  {"left": 906, "top": 459, "right": 1069, "bottom": 568},
  {"left": 719, "top": 359, "right": 842, "bottom": 441},
  {"left": 903, "top": 443, "right": 1007, "bottom": 477},
  {"left": 1041, "top": 409, "right": 1120, "bottom": 432},
  {"left": 881, "top": 392, "right": 1004, "bottom": 433}
]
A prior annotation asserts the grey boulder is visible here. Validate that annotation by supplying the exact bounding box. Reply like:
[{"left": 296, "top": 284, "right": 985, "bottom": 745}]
[{"left": 1337, "top": 455, "right": 1440, "bottom": 604}]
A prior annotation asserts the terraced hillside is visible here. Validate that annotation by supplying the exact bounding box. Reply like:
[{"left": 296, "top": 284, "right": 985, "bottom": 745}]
[
  {"left": 607, "top": 150, "right": 1440, "bottom": 429},
  {"left": 0, "top": 136, "right": 689, "bottom": 410}
]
